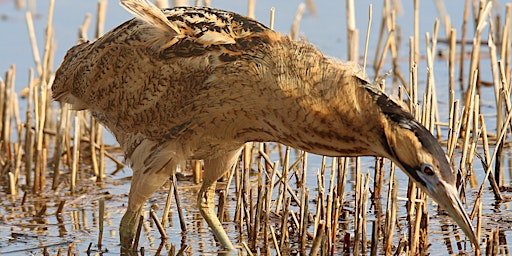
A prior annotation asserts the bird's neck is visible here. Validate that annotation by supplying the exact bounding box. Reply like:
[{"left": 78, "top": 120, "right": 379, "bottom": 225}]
[{"left": 237, "top": 41, "right": 390, "bottom": 157}]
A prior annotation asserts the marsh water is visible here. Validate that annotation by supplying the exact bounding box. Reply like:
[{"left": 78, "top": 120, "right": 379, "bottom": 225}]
[{"left": 0, "top": 0, "right": 511, "bottom": 255}]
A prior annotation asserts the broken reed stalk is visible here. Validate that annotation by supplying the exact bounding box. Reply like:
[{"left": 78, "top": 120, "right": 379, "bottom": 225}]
[
  {"left": 384, "top": 163, "right": 397, "bottom": 255},
  {"left": 161, "top": 178, "right": 174, "bottom": 227},
  {"left": 470, "top": 110, "right": 511, "bottom": 218},
  {"left": 247, "top": 0, "right": 255, "bottom": 18},
  {"left": 459, "top": 0, "right": 470, "bottom": 86},
  {"left": 345, "top": 0, "right": 358, "bottom": 62},
  {"left": 363, "top": 4, "right": 372, "bottom": 74},
  {"left": 290, "top": 3, "right": 305, "bottom": 41},
  {"left": 96, "top": 0, "right": 107, "bottom": 38},
  {"left": 98, "top": 197, "right": 104, "bottom": 249},
  {"left": 269, "top": 7, "right": 275, "bottom": 30},
  {"left": 70, "top": 112, "right": 80, "bottom": 193},
  {"left": 150, "top": 209, "right": 168, "bottom": 240},
  {"left": 171, "top": 174, "right": 186, "bottom": 232},
  {"left": 478, "top": 114, "right": 502, "bottom": 200}
]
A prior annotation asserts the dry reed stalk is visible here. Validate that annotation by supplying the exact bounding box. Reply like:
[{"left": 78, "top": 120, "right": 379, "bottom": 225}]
[
  {"left": 290, "top": 3, "right": 305, "bottom": 41},
  {"left": 90, "top": 118, "right": 100, "bottom": 178},
  {"left": 52, "top": 104, "right": 69, "bottom": 189},
  {"left": 2, "top": 68, "right": 14, "bottom": 156},
  {"left": 70, "top": 112, "right": 80, "bottom": 193},
  {"left": 467, "top": 95, "right": 481, "bottom": 175},
  {"left": 361, "top": 172, "right": 370, "bottom": 254},
  {"left": 192, "top": 160, "right": 201, "bottom": 184},
  {"left": 265, "top": 161, "right": 278, "bottom": 249},
  {"left": 498, "top": 60, "right": 512, "bottom": 131},
  {"left": 0, "top": 78, "right": 4, "bottom": 140},
  {"left": 413, "top": 0, "right": 419, "bottom": 65},
  {"left": 249, "top": 153, "right": 302, "bottom": 205},
  {"left": 312, "top": 170, "right": 323, "bottom": 238},
  {"left": 132, "top": 215, "right": 144, "bottom": 250},
  {"left": 384, "top": 164, "right": 397, "bottom": 255},
  {"left": 217, "top": 189, "right": 225, "bottom": 223},
  {"left": 478, "top": 115, "right": 502, "bottom": 199},
  {"left": 470, "top": 109, "right": 511, "bottom": 218},
  {"left": 98, "top": 197, "right": 105, "bottom": 249},
  {"left": 459, "top": 68, "right": 478, "bottom": 183},
  {"left": 298, "top": 152, "right": 308, "bottom": 252},
  {"left": 459, "top": 0, "right": 470, "bottom": 87},
  {"left": 409, "top": 37, "right": 419, "bottom": 117},
  {"left": 346, "top": 0, "right": 358, "bottom": 62},
  {"left": 155, "top": 0, "right": 169, "bottom": 9},
  {"left": 98, "top": 136, "right": 105, "bottom": 181},
  {"left": 363, "top": 4, "right": 372, "bottom": 74},
  {"left": 409, "top": 193, "right": 425, "bottom": 254},
  {"left": 150, "top": 209, "right": 168, "bottom": 240},
  {"left": 79, "top": 13, "right": 92, "bottom": 41},
  {"left": 476, "top": 201, "right": 482, "bottom": 256},
  {"left": 41, "top": 0, "right": 55, "bottom": 81},
  {"left": 251, "top": 179, "right": 265, "bottom": 250},
  {"left": 310, "top": 220, "right": 324, "bottom": 256},
  {"left": 25, "top": 12, "right": 43, "bottom": 76},
  {"left": 447, "top": 28, "right": 457, "bottom": 158},
  {"left": 461, "top": 2, "right": 492, "bottom": 146},
  {"left": 171, "top": 174, "right": 186, "bottom": 232},
  {"left": 160, "top": 180, "right": 173, "bottom": 226},
  {"left": 247, "top": 0, "right": 255, "bottom": 18},
  {"left": 242, "top": 242, "right": 254, "bottom": 256},
  {"left": 447, "top": 100, "right": 461, "bottom": 161},
  {"left": 426, "top": 21, "right": 442, "bottom": 136},
  {"left": 336, "top": 157, "right": 348, "bottom": 218},
  {"left": 173, "top": 0, "right": 188, "bottom": 7},
  {"left": 269, "top": 225, "right": 281, "bottom": 256},
  {"left": 234, "top": 156, "right": 243, "bottom": 224},
  {"left": 269, "top": 7, "right": 275, "bottom": 30},
  {"left": 433, "top": 0, "right": 451, "bottom": 37},
  {"left": 67, "top": 242, "right": 74, "bottom": 256},
  {"left": 373, "top": 13, "right": 395, "bottom": 81},
  {"left": 300, "top": 188, "right": 309, "bottom": 252},
  {"left": 406, "top": 183, "right": 417, "bottom": 250},
  {"left": 353, "top": 172, "right": 362, "bottom": 255},
  {"left": 373, "top": 0, "right": 389, "bottom": 72},
  {"left": 502, "top": 4, "right": 511, "bottom": 82},
  {"left": 324, "top": 167, "right": 336, "bottom": 254},
  {"left": 24, "top": 72, "right": 36, "bottom": 189}
]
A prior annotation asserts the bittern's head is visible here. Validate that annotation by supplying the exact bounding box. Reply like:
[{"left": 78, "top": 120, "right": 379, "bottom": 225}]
[{"left": 370, "top": 88, "right": 479, "bottom": 247}]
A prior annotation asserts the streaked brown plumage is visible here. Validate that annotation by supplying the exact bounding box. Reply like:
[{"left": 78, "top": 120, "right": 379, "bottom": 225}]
[{"left": 52, "top": 0, "right": 479, "bottom": 251}]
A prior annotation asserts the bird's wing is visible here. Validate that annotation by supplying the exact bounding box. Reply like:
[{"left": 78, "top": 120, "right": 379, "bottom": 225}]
[
  {"left": 120, "top": 0, "right": 180, "bottom": 36},
  {"left": 120, "top": 0, "right": 280, "bottom": 58}
]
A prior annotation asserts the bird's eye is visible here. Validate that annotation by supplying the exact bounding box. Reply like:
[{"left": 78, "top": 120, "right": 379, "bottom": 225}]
[{"left": 421, "top": 164, "right": 435, "bottom": 176}]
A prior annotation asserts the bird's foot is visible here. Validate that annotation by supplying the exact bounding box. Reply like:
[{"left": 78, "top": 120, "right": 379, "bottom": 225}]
[{"left": 120, "top": 209, "right": 141, "bottom": 249}]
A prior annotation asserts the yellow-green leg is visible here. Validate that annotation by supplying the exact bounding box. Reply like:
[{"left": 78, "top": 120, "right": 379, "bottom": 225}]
[{"left": 198, "top": 148, "right": 242, "bottom": 251}]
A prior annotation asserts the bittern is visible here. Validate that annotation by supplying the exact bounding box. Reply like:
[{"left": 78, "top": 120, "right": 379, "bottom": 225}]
[{"left": 52, "top": 0, "right": 479, "bottom": 251}]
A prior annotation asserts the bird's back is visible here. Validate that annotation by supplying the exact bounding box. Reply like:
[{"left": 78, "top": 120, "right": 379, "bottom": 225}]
[{"left": 51, "top": 6, "right": 284, "bottom": 142}]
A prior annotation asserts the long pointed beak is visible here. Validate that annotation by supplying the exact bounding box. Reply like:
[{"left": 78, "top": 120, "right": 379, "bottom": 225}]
[{"left": 424, "top": 179, "right": 479, "bottom": 248}]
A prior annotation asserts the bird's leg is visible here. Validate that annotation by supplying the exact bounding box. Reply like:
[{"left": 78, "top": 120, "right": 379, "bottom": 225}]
[
  {"left": 120, "top": 168, "right": 169, "bottom": 249},
  {"left": 198, "top": 180, "right": 234, "bottom": 250},
  {"left": 120, "top": 140, "right": 176, "bottom": 249},
  {"left": 198, "top": 148, "right": 243, "bottom": 251}
]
